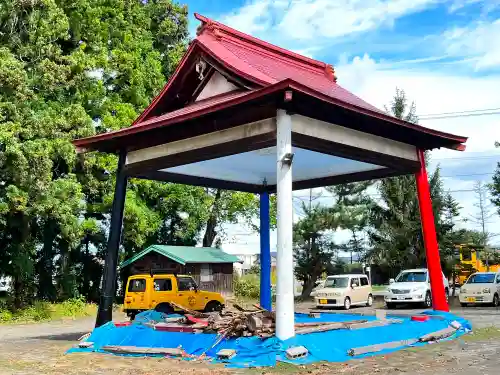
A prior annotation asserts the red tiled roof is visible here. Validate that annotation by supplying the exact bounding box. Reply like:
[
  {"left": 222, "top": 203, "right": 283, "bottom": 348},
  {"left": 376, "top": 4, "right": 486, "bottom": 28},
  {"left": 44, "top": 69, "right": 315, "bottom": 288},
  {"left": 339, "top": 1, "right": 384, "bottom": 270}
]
[
  {"left": 73, "top": 14, "right": 467, "bottom": 152},
  {"left": 138, "top": 90, "right": 250, "bottom": 127},
  {"left": 74, "top": 90, "right": 254, "bottom": 148},
  {"left": 194, "top": 13, "right": 382, "bottom": 113}
]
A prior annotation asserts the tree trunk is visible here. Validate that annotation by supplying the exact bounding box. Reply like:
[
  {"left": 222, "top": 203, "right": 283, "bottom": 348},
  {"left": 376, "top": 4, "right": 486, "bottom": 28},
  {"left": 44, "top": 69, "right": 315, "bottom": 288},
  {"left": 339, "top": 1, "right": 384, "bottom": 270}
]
[
  {"left": 38, "top": 220, "right": 57, "bottom": 301},
  {"left": 301, "top": 278, "right": 317, "bottom": 299},
  {"left": 203, "top": 189, "right": 222, "bottom": 247}
]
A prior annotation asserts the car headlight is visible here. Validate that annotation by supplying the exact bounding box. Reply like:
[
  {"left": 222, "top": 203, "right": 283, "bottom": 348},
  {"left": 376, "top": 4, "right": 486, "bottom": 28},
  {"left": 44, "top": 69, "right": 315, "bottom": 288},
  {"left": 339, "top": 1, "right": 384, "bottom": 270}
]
[{"left": 483, "top": 288, "right": 491, "bottom": 294}]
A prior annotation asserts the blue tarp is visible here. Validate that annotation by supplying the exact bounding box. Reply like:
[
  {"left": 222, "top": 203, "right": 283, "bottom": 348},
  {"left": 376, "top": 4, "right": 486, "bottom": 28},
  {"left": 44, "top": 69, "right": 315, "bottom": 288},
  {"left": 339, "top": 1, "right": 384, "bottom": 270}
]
[{"left": 68, "top": 310, "right": 471, "bottom": 368}]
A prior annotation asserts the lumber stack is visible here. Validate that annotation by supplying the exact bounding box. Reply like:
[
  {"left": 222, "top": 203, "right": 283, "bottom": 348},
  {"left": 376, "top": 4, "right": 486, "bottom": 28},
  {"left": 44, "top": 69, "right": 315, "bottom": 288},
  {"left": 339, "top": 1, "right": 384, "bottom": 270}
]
[
  {"left": 202, "top": 304, "right": 276, "bottom": 338},
  {"left": 153, "top": 302, "right": 381, "bottom": 338}
]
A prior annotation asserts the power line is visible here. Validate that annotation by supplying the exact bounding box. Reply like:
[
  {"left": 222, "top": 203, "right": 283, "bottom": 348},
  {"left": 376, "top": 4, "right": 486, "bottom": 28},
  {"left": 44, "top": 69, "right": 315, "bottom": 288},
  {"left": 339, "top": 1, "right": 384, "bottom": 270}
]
[
  {"left": 441, "top": 172, "right": 494, "bottom": 178},
  {"left": 432, "top": 154, "right": 500, "bottom": 162},
  {"left": 420, "top": 111, "right": 500, "bottom": 120},
  {"left": 418, "top": 107, "right": 500, "bottom": 117}
]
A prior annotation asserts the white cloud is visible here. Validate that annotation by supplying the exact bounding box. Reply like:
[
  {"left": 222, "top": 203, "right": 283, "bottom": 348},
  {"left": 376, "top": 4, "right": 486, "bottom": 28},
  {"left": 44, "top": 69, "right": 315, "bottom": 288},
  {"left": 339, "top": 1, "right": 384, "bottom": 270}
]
[
  {"left": 336, "top": 54, "right": 500, "bottom": 153},
  {"left": 221, "top": 0, "right": 274, "bottom": 35},
  {"left": 443, "top": 19, "right": 500, "bottom": 70},
  {"left": 277, "top": 0, "right": 440, "bottom": 40},
  {"left": 220, "top": 0, "right": 440, "bottom": 41}
]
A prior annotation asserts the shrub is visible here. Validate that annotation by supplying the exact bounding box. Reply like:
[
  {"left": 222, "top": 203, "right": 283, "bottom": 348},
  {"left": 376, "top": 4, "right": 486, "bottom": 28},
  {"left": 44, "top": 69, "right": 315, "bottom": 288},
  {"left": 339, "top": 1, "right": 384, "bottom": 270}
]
[
  {"left": 0, "top": 309, "right": 13, "bottom": 322},
  {"left": 0, "top": 297, "right": 96, "bottom": 324},
  {"left": 234, "top": 273, "right": 260, "bottom": 299},
  {"left": 14, "top": 301, "right": 52, "bottom": 322}
]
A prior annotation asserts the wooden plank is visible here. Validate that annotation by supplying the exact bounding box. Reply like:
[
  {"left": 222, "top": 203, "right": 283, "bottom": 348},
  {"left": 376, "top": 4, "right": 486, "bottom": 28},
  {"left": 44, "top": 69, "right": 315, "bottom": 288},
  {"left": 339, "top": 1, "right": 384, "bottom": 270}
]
[
  {"left": 418, "top": 326, "right": 458, "bottom": 342},
  {"left": 296, "top": 321, "right": 356, "bottom": 335},
  {"left": 348, "top": 338, "right": 418, "bottom": 356},
  {"left": 348, "top": 319, "right": 402, "bottom": 330},
  {"left": 101, "top": 345, "right": 184, "bottom": 356},
  {"left": 294, "top": 318, "right": 400, "bottom": 335}
]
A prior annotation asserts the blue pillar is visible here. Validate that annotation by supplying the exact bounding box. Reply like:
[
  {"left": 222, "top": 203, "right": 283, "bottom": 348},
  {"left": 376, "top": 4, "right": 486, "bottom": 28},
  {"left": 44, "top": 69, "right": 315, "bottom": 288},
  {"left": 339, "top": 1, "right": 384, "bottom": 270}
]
[{"left": 260, "top": 192, "right": 272, "bottom": 310}]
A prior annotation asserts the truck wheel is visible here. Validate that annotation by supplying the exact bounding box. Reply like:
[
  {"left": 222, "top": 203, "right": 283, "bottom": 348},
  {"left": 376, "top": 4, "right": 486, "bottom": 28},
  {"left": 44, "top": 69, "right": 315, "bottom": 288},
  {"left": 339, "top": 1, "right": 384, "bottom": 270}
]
[
  {"left": 204, "top": 301, "right": 223, "bottom": 312},
  {"left": 366, "top": 294, "right": 373, "bottom": 307},
  {"left": 155, "top": 303, "right": 173, "bottom": 314}
]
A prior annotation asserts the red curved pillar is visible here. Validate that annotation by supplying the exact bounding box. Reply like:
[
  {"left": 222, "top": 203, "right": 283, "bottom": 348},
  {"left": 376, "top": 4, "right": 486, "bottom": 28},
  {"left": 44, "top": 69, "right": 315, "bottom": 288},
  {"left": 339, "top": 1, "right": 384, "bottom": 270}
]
[{"left": 415, "top": 149, "right": 449, "bottom": 312}]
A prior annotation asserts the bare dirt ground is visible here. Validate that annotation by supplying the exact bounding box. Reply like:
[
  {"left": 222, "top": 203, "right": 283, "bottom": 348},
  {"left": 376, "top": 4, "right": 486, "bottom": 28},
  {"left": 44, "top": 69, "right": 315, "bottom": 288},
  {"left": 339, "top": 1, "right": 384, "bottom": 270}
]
[{"left": 1, "top": 301, "right": 500, "bottom": 375}]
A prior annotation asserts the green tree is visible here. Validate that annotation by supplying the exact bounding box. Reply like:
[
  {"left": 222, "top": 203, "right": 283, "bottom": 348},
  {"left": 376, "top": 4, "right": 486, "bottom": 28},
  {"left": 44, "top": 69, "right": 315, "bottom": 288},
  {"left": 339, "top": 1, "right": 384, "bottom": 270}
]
[
  {"left": 0, "top": 0, "right": 189, "bottom": 306},
  {"left": 294, "top": 204, "right": 339, "bottom": 298},
  {"left": 326, "top": 182, "right": 373, "bottom": 263},
  {"left": 368, "top": 89, "right": 460, "bottom": 275}
]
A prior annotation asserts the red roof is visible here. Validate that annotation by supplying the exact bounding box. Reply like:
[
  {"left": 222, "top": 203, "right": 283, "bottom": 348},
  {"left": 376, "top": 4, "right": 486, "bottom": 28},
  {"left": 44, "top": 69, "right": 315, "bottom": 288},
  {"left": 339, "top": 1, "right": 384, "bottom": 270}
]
[
  {"left": 73, "top": 13, "right": 467, "bottom": 152},
  {"left": 194, "top": 14, "right": 381, "bottom": 113}
]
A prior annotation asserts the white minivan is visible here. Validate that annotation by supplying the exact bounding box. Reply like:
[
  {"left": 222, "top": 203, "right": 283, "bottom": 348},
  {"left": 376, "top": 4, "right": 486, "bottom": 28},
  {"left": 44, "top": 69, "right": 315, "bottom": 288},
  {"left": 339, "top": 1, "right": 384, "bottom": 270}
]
[
  {"left": 315, "top": 274, "right": 373, "bottom": 310},
  {"left": 385, "top": 268, "right": 449, "bottom": 308}
]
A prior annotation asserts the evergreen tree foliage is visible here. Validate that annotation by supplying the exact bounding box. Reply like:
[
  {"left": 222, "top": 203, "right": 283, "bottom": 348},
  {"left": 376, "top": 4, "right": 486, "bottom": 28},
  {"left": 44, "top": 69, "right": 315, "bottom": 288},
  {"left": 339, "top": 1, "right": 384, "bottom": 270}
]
[{"left": 367, "top": 89, "right": 461, "bottom": 274}]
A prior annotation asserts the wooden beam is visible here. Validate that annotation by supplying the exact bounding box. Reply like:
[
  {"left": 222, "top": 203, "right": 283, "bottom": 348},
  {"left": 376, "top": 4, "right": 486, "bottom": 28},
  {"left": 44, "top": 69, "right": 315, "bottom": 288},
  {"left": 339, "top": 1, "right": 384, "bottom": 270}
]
[
  {"left": 131, "top": 171, "right": 266, "bottom": 193},
  {"left": 124, "top": 118, "right": 276, "bottom": 175},
  {"left": 291, "top": 114, "right": 420, "bottom": 171},
  {"left": 264, "top": 167, "right": 406, "bottom": 193}
]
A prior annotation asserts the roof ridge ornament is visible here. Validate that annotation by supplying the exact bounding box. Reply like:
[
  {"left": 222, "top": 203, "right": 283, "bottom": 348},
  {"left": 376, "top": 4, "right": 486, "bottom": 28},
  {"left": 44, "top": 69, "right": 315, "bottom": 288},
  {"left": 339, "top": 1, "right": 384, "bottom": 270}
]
[
  {"left": 200, "top": 20, "right": 223, "bottom": 40},
  {"left": 325, "top": 64, "right": 337, "bottom": 82}
]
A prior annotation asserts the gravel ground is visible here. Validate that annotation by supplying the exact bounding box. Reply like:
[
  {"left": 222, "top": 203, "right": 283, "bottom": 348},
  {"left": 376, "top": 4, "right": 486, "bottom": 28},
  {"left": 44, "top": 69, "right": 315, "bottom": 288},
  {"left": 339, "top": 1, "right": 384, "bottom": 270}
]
[{"left": 0, "top": 301, "right": 499, "bottom": 375}]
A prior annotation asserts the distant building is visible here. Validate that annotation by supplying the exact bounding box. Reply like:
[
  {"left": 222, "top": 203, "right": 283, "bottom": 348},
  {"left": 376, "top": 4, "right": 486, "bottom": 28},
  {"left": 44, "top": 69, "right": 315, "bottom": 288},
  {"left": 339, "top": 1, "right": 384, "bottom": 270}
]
[
  {"left": 0, "top": 276, "right": 11, "bottom": 293},
  {"left": 233, "top": 254, "right": 259, "bottom": 276}
]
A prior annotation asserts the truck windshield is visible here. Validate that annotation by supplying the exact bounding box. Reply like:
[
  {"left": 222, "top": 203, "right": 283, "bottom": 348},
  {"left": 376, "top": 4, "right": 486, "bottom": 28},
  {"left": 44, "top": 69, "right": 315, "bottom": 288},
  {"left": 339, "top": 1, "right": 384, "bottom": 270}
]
[
  {"left": 467, "top": 274, "right": 495, "bottom": 284},
  {"left": 396, "top": 272, "right": 427, "bottom": 282},
  {"left": 324, "top": 277, "right": 348, "bottom": 288}
]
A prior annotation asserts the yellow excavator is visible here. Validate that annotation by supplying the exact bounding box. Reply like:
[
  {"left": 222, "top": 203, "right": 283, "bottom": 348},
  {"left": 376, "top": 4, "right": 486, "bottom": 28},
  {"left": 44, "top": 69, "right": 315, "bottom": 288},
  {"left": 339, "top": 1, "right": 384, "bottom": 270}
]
[{"left": 454, "top": 244, "right": 500, "bottom": 285}]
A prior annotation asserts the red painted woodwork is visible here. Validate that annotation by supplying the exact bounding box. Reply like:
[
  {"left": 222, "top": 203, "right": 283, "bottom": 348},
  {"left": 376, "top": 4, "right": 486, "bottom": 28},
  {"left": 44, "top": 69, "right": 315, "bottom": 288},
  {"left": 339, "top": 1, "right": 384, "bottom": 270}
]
[{"left": 415, "top": 149, "right": 449, "bottom": 312}]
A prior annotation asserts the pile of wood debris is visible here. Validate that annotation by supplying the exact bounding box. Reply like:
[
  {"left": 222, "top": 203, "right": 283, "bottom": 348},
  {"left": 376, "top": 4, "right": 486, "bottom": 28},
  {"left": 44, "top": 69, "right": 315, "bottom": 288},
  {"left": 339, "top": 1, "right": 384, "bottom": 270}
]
[{"left": 157, "top": 302, "right": 392, "bottom": 339}]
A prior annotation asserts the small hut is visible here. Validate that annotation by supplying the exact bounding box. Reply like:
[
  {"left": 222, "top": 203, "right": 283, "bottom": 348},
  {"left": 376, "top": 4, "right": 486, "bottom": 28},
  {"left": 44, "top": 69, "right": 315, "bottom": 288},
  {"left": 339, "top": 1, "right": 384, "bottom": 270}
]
[{"left": 120, "top": 245, "right": 242, "bottom": 295}]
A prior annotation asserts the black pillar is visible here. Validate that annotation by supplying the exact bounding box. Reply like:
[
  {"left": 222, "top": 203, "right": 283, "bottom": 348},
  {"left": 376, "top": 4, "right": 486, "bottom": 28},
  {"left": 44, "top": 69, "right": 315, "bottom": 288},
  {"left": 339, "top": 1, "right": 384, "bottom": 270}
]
[{"left": 95, "top": 149, "right": 128, "bottom": 327}]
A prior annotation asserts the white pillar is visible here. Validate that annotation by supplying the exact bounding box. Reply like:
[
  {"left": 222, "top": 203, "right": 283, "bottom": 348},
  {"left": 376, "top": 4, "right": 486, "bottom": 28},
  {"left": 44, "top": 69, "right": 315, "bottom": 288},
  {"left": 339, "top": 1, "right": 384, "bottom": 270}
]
[{"left": 275, "top": 109, "right": 295, "bottom": 340}]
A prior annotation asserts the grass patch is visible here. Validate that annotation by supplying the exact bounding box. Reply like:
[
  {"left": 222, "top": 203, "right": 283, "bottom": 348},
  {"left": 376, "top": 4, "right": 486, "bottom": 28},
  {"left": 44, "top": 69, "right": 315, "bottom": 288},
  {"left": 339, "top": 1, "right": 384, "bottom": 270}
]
[
  {"left": 0, "top": 297, "right": 96, "bottom": 324},
  {"left": 372, "top": 285, "right": 387, "bottom": 292},
  {"left": 462, "top": 326, "right": 500, "bottom": 341}
]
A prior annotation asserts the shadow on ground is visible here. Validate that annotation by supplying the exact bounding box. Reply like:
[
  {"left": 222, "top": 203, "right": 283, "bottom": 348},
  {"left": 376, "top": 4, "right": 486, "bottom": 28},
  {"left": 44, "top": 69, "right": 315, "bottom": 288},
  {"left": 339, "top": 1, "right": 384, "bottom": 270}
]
[{"left": 29, "top": 332, "right": 88, "bottom": 341}]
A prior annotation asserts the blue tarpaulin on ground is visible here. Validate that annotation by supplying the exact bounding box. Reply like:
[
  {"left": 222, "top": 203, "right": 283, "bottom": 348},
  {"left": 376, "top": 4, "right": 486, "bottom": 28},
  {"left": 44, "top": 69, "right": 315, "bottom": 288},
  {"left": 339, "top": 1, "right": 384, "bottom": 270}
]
[{"left": 68, "top": 310, "right": 471, "bottom": 368}]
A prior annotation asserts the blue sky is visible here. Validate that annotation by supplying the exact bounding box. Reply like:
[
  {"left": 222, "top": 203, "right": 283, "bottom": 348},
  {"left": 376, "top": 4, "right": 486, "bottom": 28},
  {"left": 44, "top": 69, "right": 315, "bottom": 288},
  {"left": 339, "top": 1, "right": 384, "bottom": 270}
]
[{"left": 182, "top": 0, "right": 500, "bottom": 253}]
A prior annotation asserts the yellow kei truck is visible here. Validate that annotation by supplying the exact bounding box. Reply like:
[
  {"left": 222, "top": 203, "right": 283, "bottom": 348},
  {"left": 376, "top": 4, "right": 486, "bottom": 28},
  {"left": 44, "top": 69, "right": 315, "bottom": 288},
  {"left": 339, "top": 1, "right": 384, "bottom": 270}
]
[{"left": 124, "top": 273, "right": 225, "bottom": 319}]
